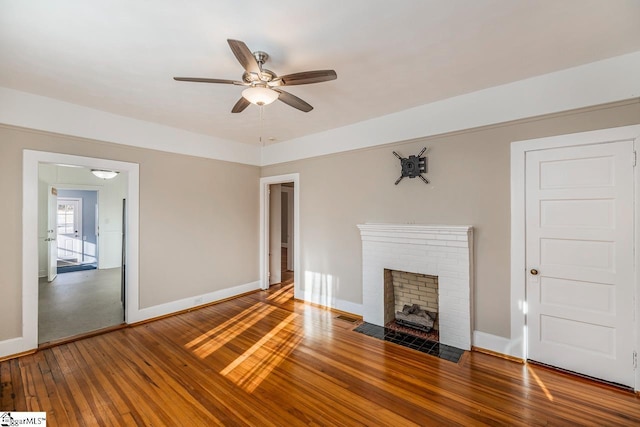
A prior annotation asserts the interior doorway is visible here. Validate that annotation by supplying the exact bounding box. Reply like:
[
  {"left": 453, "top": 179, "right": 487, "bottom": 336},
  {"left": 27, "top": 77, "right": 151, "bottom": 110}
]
[
  {"left": 38, "top": 164, "right": 126, "bottom": 344},
  {"left": 281, "top": 183, "right": 295, "bottom": 285},
  {"left": 260, "top": 174, "right": 300, "bottom": 296},
  {"left": 56, "top": 191, "right": 99, "bottom": 273},
  {"left": 269, "top": 183, "right": 282, "bottom": 285},
  {"left": 12, "top": 150, "right": 139, "bottom": 358},
  {"left": 511, "top": 125, "right": 640, "bottom": 390},
  {"left": 268, "top": 183, "right": 295, "bottom": 287},
  {"left": 56, "top": 197, "right": 83, "bottom": 267},
  {"left": 525, "top": 140, "right": 634, "bottom": 387}
]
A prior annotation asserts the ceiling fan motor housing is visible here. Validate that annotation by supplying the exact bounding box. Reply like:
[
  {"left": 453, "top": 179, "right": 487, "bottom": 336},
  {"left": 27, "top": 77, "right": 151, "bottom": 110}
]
[{"left": 243, "top": 69, "right": 276, "bottom": 84}]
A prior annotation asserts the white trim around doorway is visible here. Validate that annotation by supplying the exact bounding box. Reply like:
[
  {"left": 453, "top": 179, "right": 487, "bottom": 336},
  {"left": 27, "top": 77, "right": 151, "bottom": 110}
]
[
  {"left": 0, "top": 150, "right": 141, "bottom": 358},
  {"left": 259, "top": 174, "right": 300, "bottom": 299},
  {"left": 509, "top": 124, "right": 640, "bottom": 389}
]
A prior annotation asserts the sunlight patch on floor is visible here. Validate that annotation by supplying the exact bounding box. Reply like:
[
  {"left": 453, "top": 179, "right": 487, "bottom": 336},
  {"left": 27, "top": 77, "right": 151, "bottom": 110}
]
[
  {"left": 527, "top": 364, "right": 554, "bottom": 402},
  {"left": 220, "top": 312, "right": 301, "bottom": 393},
  {"left": 186, "top": 302, "right": 278, "bottom": 358},
  {"left": 268, "top": 283, "right": 294, "bottom": 304}
]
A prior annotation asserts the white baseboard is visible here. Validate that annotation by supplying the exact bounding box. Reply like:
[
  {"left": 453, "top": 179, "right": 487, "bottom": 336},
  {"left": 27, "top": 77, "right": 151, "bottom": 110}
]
[
  {"left": 5, "top": 284, "right": 519, "bottom": 363},
  {"left": 0, "top": 280, "right": 262, "bottom": 360},
  {"left": 473, "top": 330, "right": 522, "bottom": 358},
  {"left": 0, "top": 336, "right": 33, "bottom": 360},
  {"left": 300, "top": 289, "right": 363, "bottom": 316},
  {"left": 333, "top": 299, "right": 362, "bottom": 316},
  {"left": 128, "top": 281, "right": 261, "bottom": 324}
]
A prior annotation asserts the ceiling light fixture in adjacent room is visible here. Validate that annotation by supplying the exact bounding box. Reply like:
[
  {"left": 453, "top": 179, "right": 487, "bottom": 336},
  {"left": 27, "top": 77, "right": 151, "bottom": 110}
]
[
  {"left": 242, "top": 86, "right": 279, "bottom": 106},
  {"left": 91, "top": 169, "right": 119, "bottom": 180}
]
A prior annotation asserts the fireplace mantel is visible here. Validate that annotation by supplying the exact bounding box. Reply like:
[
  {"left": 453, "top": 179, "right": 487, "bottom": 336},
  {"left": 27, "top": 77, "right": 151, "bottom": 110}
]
[
  {"left": 358, "top": 223, "right": 472, "bottom": 235},
  {"left": 357, "top": 223, "right": 474, "bottom": 350}
]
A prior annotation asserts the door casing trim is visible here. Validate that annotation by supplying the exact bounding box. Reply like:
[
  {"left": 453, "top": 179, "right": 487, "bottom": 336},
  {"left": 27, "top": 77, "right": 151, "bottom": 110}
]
[
  {"left": 18, "top": 150, "right": 139, "bottom": 355},
  {"left": 510, "top": 124, "right": 640, "bottom": 388}
]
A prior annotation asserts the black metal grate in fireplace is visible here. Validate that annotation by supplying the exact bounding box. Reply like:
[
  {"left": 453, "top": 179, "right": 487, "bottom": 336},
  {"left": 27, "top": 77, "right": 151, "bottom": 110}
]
[{"left": 353, "top": 322, "right": 464, "bottom": 363}]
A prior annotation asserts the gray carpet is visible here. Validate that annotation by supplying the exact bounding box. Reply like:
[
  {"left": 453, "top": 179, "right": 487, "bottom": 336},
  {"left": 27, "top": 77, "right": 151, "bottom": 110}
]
[{"left": 38, "top": 267, "right": 124, "bottom": 343}]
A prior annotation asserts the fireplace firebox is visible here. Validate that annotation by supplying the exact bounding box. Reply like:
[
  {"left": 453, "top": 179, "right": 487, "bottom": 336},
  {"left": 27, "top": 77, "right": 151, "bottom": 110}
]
[{"left": 384, "top": 269, "right": 439, "bottom": 338}]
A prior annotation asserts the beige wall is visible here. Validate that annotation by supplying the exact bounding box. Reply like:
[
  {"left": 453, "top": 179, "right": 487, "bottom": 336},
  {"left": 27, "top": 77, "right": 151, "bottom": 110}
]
[
  {"left": 261, "top": 101, "right": 640, "bottom": 338},
  {"left": 0, "top": 125, "right": 260, "bottom": 341},
  {"left": 1, "top": 100, "right": 638, "bottom": 344}
]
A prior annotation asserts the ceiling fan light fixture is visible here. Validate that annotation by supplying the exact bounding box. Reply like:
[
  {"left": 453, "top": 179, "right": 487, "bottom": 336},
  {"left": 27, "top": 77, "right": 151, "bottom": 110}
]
[
  {"left": 242, "top": 87, "right": 279, "bottom": 106},
  {"left": 175, "top": 39, "right": 336, "bottom": 113},
  {"left": 91, "top": 169, "right": 119, "bottom": 180}
]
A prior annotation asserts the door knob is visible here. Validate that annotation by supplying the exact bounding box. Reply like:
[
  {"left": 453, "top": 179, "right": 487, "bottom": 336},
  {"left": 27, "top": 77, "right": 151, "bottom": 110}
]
[{"left": 530, "top": 269, "right": 539, "bottom": 276}]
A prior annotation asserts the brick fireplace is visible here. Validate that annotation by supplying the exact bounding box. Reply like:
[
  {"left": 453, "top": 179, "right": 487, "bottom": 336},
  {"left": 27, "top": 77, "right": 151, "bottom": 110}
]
[{"left": 357, "top": 224, "right": 474, "bottom": 350}]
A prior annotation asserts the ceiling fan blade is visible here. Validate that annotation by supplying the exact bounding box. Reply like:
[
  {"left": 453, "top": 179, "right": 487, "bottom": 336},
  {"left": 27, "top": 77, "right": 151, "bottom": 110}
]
[
  {"left": 273, "top": 89, "right": 313, "bottom": 112},
  {"left": 227, "top": 39, "right": 261, "bottom": 76},
  {"left": 174, "top": 77, "right": 245, "bottom": 85},
  {"left": 272, "top": 70, "right": 337, "bottom": 87},
  {"left": 231, "top": 97, "right": 250, "bottom": 113}
]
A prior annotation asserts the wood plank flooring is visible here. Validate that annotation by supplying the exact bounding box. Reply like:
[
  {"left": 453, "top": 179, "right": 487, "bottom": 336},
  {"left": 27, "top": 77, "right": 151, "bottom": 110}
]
[{"left": 2, "top": 283, "right": 640, "bottom": 426}]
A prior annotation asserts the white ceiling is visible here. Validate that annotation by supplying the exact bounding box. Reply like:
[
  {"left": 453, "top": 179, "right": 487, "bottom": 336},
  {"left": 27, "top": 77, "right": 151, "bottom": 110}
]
[{"left": 1, "top": 0, "right": 639, "bottom": 146}]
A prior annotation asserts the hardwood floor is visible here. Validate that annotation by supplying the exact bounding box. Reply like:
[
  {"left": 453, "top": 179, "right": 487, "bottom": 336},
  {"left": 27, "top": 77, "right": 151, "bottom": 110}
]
[{"left": 2, "top": 283, "right": 640, "bottom": 426}]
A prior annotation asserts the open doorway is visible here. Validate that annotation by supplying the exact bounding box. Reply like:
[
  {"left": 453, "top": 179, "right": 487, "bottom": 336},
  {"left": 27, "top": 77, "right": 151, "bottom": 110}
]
[
  {"left": 260, "top": 174, "right": 300, "bottom": 297},
  {"left": 268, "top": 183, "right": 295, "bottom": 287},
  {"left": 56, "top": 190, "right": 97, "bottom": 273},
  {"left": 280, "top": 183, "right": 294, "bottom": 285},
  {"left": 37, "top": 163, "right": 126, "bottom": 344},
  {"left": 16, "top": 150, "right": 139, "bottom": 356}
]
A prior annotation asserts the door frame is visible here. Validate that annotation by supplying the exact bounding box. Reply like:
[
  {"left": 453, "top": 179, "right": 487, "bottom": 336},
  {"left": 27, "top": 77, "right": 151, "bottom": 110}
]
[
  {"left": 17, "top": 150, "right": 140, "bottom": 357},
  {"left": 259, "top": 174, "right": 300, "bottom": 297},
  {"left": 510, "top": 124, "right": 640, "bottom": 388}
]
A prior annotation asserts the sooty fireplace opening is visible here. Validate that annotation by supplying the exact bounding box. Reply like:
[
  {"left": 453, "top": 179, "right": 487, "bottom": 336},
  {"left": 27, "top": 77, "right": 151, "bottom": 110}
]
[{"left": 384, "top": 269, "right": 439, "bottom": 341}]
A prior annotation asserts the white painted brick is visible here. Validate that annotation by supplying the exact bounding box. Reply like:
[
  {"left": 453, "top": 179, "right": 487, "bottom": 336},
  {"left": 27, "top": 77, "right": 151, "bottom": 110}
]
[
  {"left": 446, "top": 240, "right": 468, "bottom": 248},
  {"left": 436, "top": 257, "right": 460, "bottom": 266},
  {"left": 358, "top": 224, "right": 473, "bottom": 350}
]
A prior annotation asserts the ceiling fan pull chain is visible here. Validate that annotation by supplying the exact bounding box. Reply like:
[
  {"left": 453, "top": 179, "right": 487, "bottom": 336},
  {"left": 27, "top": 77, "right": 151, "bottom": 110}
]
[{"left": 259, "top": 105, "right": 264, "bottom": 145}]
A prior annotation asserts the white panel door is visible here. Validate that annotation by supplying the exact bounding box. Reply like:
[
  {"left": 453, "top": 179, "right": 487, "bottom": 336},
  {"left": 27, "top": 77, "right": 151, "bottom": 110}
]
[{"left": 526, "top": 141, "right": 635, "bottom": 387}]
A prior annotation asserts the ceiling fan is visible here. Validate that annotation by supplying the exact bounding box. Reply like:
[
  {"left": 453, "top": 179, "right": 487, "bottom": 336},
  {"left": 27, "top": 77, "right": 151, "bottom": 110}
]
[{"left": 174, "top": 39, "right": 337, "bottom": 113}]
